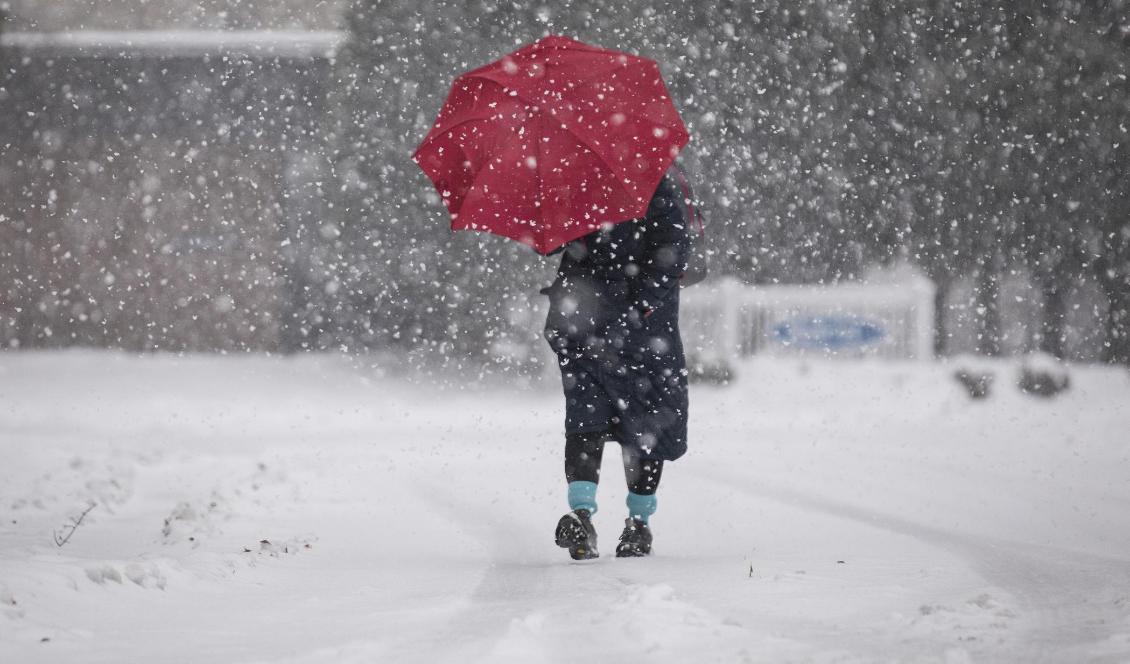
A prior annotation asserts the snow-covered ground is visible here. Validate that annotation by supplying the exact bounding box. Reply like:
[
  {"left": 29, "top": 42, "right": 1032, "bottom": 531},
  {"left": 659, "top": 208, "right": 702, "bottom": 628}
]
[{"left": 1, "top": 351, "right": 1128, "bottom": 663}]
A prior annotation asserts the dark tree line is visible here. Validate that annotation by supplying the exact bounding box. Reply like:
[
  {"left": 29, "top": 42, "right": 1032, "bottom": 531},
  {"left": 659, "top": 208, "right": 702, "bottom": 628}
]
[
  {"left": 2, "top": 1, "right": 1126, "bottom": 365},
  {"left": 320, "top": 0, "right": 1129, "bottom": 364}
]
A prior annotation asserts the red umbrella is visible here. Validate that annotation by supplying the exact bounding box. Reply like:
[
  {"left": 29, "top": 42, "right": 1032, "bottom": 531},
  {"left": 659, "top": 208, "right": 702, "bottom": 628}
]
[{"left": 413, "top": 35, "right": 689, "bottom": 255}]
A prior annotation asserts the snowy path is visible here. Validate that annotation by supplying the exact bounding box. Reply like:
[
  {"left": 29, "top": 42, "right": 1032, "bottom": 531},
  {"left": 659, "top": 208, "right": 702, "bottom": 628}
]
[{"left": 2, "top": 352, "right": 1129, "bottom": 663}]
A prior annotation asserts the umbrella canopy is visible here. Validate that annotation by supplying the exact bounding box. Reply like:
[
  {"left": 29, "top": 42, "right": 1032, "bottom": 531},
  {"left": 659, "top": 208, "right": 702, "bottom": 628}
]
[{"left": 413, "top": 35, "right": 689, "bottom": 255}]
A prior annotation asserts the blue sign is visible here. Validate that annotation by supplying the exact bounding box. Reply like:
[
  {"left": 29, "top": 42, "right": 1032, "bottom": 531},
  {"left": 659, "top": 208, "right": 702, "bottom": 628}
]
[{"left": 772, "top": 315, "right": 885, "bottom": 350}]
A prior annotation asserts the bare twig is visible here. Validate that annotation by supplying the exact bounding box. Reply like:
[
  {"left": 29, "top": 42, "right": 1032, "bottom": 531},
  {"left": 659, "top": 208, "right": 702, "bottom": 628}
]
[{"left": 53, "top": 502, "right": 97, "bottom": 548}]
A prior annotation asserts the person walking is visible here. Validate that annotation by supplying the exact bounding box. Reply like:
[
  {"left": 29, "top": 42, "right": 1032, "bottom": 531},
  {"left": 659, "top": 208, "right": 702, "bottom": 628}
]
[
  {"left": 543, "top": 170, "right": 692, "bottom": 559},
  {"left": 414, "top": 35, "right": 695, "bottom": 559}
]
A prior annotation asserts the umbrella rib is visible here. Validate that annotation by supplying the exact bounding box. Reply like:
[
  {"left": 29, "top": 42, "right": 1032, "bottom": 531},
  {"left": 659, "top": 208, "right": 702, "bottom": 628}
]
[
  {"left": 455, "top": 135, "right": 519, "bottom": 224},
  {"left": 413, "top": 112, "right": 496, "bottom": 158},
  {"left": 415, "top": 116, "right": 521, "bottom": 227},
  {"left": 534, "top": 112, "right": 547, "bottom": 250}
]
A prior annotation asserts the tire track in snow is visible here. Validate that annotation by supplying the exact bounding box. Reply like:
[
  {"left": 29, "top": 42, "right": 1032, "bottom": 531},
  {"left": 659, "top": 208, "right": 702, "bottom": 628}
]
[{"left": 700, "top": 466, "right": 1130, "bottom": 663}]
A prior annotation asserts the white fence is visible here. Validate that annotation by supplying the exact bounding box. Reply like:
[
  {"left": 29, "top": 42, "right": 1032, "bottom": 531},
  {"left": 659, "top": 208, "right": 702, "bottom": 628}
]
[{"left": 681, "top": 272, "right": 936, "bottom": 362}]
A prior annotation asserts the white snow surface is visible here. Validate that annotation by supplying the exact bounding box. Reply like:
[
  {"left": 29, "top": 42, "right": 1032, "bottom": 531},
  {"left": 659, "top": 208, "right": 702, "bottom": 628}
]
[{"left": 1, "top": 351, "right": 1129, "bottom": 663}]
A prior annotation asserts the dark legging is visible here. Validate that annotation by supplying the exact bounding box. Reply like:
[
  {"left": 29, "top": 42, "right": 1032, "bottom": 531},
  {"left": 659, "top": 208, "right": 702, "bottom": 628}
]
[{"left": 564, "top": 429, "right": 663, "bottom": 495}]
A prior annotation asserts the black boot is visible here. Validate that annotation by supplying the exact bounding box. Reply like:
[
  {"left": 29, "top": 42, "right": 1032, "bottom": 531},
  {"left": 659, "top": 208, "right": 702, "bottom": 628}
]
[
  {"left": 615, "top": 518, "right": 652, "bottom": 557},
  {"left": 555, "top": 509, "right": 599, "bottom": 560}
]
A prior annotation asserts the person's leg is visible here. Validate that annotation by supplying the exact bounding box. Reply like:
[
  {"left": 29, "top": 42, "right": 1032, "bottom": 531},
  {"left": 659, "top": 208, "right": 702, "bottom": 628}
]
[
  {"left": 621, "top": 448, "right": 663, "bottom": 523},
  {"left": 564, "top": 429, "right": 610, "bottom": 514},
  {"left": 615, "top": 449, "right": 663, "bottom": 557},
  {"left": 557, "top": 429, "right": 611, "bottom": 560}
]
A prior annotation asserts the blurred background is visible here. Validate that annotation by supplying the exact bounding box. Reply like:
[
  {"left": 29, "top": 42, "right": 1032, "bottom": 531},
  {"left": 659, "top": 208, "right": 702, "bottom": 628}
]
[{"left": 1, "top": 0, "right": 1127, "bottom": 370}]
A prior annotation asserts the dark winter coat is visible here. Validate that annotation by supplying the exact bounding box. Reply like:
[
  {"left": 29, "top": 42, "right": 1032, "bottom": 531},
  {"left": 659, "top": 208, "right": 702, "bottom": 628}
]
[{"left": 542, "top": 174, "right": 691, "bottom": 461}]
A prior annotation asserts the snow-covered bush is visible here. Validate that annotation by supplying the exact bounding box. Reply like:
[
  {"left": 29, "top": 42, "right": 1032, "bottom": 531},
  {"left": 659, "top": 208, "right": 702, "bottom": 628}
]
[
  {"left": 687, "top": 355, "right": 734, "bottom": 385},
  {"left": 954, "top": 368, "right": 994, "bottom": 400},
  {"left": 1018, "top": 353, "right": 1070, "bottom": 398}
]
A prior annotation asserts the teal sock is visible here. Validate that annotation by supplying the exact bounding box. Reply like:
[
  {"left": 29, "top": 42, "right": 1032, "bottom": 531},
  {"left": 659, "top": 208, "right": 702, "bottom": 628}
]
[
  {"left": 626, "top": 492, "right": 657, "bottom": 523},
  {"left": 568, "top": 481, "right": 598, "bottom": 514}
]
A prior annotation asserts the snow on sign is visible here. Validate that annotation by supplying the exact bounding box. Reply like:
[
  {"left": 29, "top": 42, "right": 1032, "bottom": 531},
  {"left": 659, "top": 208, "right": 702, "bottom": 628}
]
[
  {"left": 681, "top": 264, "right": 936, "bottom": 361},
  {"left": 772, "top": 315, "right": 886, "bottom": 350}
]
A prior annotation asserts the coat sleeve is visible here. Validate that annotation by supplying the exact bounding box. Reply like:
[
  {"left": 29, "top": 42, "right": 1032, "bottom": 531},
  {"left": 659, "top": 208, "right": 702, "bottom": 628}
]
[{"left": 633, "top": 178, "right": 691, "bottom": 316}]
